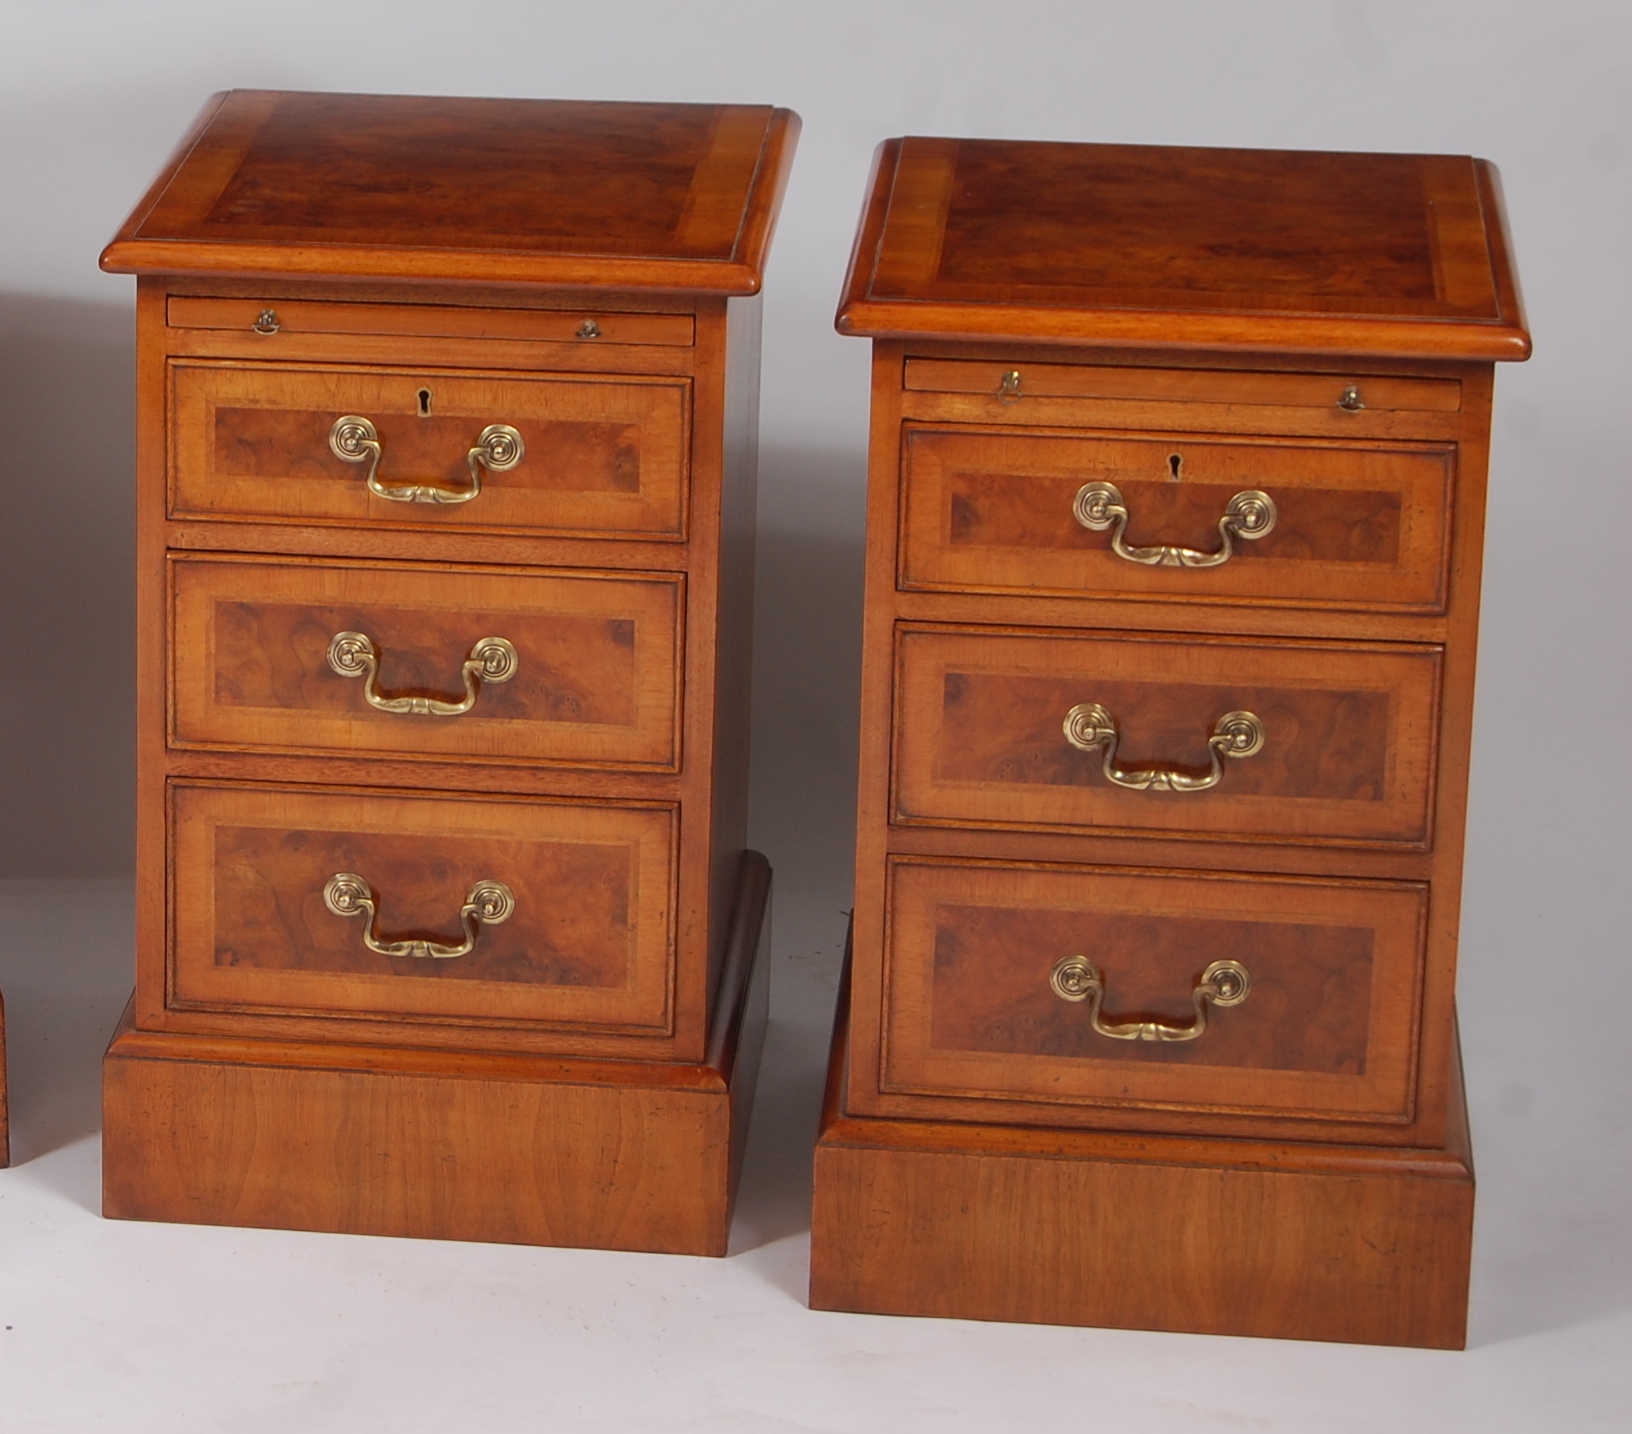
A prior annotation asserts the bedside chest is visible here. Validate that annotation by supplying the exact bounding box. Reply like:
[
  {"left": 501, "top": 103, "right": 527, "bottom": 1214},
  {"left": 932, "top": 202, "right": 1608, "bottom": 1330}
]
[
  {"left": 811, "top": 138, "right": 1528, "bottom": 1345},
  {"left": 99, "top": 91, "right": 797, "bottom": 1254}
]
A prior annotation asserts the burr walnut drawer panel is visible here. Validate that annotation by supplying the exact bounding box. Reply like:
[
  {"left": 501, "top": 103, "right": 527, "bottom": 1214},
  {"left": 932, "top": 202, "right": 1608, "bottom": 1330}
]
[
  {"left": 170, "top": 360, "right": 689, "bottom": 537},
  {"left": 170, "top": 555, "right": 682, "bottom": 769},
  {"left": 894, "top": 625, "right": 1441, "bottom": 847},
  {"left": 899, "top": 424, "right": 1454, "bottom": 610},
  {"left": 169, "top": 783, "right": 675, "bottom": 1034},
  {"left": 881, "top": 857, "right": 1425, "bottom": 1126}
]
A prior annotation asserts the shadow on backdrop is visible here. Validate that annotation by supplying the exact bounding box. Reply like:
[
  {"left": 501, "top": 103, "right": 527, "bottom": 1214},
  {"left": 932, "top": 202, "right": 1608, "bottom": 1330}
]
[
  {"left": 0, "top": 294, "right": 135, "bottom": 877},
  {"left": 729, "top": 444, "right": 864, "bottom": 1273}
]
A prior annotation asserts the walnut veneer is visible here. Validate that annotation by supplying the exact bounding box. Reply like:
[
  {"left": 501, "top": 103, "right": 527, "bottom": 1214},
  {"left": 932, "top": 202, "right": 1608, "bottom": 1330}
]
[
  {"left": 811, "top": 136, "right": 1529, "bottom": 1345},
  {"left": 100, "top": 91, "right": 796, "bottom": 1253}
]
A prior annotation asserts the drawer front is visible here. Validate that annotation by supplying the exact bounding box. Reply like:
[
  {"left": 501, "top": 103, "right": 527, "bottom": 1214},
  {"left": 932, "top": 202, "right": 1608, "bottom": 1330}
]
[
  {"left": 895, "top": 626, "right": 1441, "bottom": 847},
  {"left": 171, "top": 783, "right": 675, "bottom": 1033},
  {"left": 171, "top": 555, "right": 682, "bottom": 769},
  {"left": 171, "top": 361, "right": 689, "bottom": 537},
  {"left": 900, "top": 424, "right": 1453, "bottom": 610},
  {"left": 882, "top": 857, "right": 1425, "bottom": 1125}
]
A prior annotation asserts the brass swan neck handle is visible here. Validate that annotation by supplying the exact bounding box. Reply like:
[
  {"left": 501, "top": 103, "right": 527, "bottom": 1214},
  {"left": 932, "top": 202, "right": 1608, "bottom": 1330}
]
[
  {"left": 1073, "top": 480, "right": 1276, "bottom": 568},
  {"left": 1049, "top": 956, "right": 1252, "bottom": 1042},
  {"left": 322, "top": 873, "right": 515, "bottom": 960},
  {"left": 329, "top": 414, "right": 524, "bottom": 504},
  {"left": 327, "top": 631, "right": 517, "bottom": 716},
  {"left": 1063, "top": 703, "right": 1264, "bottom": 793}
]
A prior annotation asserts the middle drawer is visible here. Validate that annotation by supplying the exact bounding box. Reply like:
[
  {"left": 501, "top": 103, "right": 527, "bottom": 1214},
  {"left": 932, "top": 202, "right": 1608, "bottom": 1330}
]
[
  {"left": 894, "top": 624, "right": 1442, "bottom": 847},
  {"left": 171, "top": 554, "right": 683, "bottom": 769}
]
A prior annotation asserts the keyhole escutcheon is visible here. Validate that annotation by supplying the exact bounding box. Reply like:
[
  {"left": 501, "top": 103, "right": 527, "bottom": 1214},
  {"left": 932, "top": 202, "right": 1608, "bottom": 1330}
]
[
  {"left": 1168, "top": 453, "right": 1184, "bottom": 481},
  {"left": 417, "top": 388, "right": 433, "bottom": 417}
]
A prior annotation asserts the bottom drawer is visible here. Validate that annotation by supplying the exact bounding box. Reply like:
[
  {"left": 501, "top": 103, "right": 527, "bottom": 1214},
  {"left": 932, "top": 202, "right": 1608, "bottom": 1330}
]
[
  {"left": 170, "top": 782, "right": 675, "bottom": 1035},
  {"left": 882, "top": 857, "right": 1425, "bottom": 1126}
]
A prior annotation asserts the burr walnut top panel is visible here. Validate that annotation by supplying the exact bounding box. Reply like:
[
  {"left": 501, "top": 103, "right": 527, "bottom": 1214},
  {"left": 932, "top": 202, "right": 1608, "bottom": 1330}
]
[
  {"left": 103, "top": 91, "right": 799, "bottom": 293},
  {"left": 838, "top": 137, "right": 1528, "bottom": 359}
]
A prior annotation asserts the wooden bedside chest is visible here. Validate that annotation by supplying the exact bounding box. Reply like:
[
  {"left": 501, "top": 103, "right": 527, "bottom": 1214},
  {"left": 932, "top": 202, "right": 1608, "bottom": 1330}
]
[
  {"left": 98, "top": 91, "right": 797, "bottom": 1255},
  {"left": 811, "top": 137, "right": 1528, "bottom": 1345}
]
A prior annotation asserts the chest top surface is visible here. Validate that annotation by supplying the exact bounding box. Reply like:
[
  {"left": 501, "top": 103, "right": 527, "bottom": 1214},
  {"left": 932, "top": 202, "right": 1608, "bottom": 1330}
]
[
  {"left": 838, "top": 137, "right": 1528, "bottom": 360},
  {"left": 102, "top": 90, "right": 799, "bottom": 294}
]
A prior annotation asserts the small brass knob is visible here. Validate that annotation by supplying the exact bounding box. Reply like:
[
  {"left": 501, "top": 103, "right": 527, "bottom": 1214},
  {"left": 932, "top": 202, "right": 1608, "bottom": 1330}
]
[
  {"left": 576, "top": 319, "right": 602, "bottom": 339},
  {"left": 252, "top": 308, "right": 281, "bottom": 335},
  {"left": 1338, "top": 384, "right": 1365, "bottom": 411}
]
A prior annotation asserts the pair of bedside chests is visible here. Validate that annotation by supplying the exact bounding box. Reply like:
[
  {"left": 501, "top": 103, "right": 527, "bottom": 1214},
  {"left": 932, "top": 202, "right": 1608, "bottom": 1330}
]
[{"left": 90, "top": 90, "right": 1529, "bottom": 1350}]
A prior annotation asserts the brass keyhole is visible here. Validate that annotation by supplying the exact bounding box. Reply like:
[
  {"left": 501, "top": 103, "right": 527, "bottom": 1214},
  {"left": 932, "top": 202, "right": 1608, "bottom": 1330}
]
[
  {"left": 417, "top": 388, "right": 433, "bottom": 417},
  {"left": 1168, "top": 453, "right": 1183, "bottom": 481}
]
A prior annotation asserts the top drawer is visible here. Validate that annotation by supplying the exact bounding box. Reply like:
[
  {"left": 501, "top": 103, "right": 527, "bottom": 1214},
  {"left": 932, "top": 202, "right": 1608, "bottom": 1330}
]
[
  {"left": 900, "top": 424, "right": 1454, "bottom": 612},
  {"left": 170, "top": 361, "right": 689, "bottom": 539}
]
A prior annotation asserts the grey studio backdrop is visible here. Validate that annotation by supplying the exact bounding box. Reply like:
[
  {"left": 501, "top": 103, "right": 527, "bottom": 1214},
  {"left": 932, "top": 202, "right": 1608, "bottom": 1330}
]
[{"left": 0, "top": 0, "right": 1628, "bottom": 1426}]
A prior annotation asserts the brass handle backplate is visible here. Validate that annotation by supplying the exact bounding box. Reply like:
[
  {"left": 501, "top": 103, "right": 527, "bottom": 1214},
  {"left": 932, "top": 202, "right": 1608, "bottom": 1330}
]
[
  {"left": 329, "top": 415, "right": 524, "bottom": 504},
  {"left": 323, "top": 872, "right": 515, "bottom": 960},
  {"left": 327, "top": 630, "right": 517, "bottom": 715},
  {"left": 1049, "top": 956, "right": 1252, "bottom": 1042},
  {"left": 1063, "top": 703, "right": 1264, "bottom": 793},
  {"left": 1073, "top": 480, "right": 1276, "bottom": 568}
]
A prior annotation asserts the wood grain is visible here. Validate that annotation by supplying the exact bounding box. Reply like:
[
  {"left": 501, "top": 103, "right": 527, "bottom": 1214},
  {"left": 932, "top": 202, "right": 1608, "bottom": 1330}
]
[
  {"left": 169, "top": 781, "right": 677, "bottom": 1037},
  {"left": 105, "top": 854, "right": 771, "bottom": 1255},
  {"left": 837, "top": 138, "right": 1528, "bottom": 358},
  {"left": 103, "top": 93, "right": 801, "bottom": 294},
  {"left": 112, "top": 95, "right": 794, "bottom": 1250},
  {"left": 893, "top": 624, "right": 1442, "bottom": 846},
  {"left": 904, "top": 358, "right": 1461, "bottom": 412},
  {"left": 825, "top": 133, "right": 1523, "bottom": 1340},
  {"left": 169, "top": 296, "right": 695, "bottom": 347},
  {"left": 171, "top": 360, "right": 690, "bottom": 538},
  {"left": 812, "top": 946, "right": 1474, "bottom": 1348},
  {"left": 882, "top": 857, "right": 1424, "bottom": 1125},
  {"left": 900, "top": 423, "right": 1454, "bottom": 610},
  {"left": 171, "top": 553, "right": 682, "bottom": 768}
]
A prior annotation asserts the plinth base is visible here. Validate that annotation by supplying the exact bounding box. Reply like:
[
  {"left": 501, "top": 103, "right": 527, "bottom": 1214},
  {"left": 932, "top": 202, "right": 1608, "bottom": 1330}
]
[
  {"left": 103, "top": 854, "right": 771, "bottom": 1256},
  {"left": 811, "top": 949, "right": 1474, "bottom": 1348}
]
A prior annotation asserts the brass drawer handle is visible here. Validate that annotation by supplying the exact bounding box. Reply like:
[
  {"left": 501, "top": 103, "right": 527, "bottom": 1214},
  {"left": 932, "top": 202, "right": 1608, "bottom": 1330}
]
[
  {"left": 1063, "top": 703, "right": 1265, "bottom": 793},
  {"left": 323, "top": 872, "right": 515, "bottom": 960},
  {"left": 327, "top": 630, "right": 517, "bottom": 715},
  {"left": 1073, "top": 480, "right": 1276, "bottom": 567},
  {"left": 328, "top": 414, "right": 524, "bottom": 504},
  {"left": 1049, "top": 956, "right": 1251, "bottom": 1041}
]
